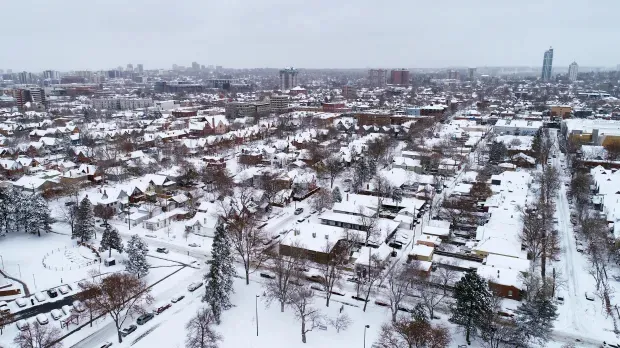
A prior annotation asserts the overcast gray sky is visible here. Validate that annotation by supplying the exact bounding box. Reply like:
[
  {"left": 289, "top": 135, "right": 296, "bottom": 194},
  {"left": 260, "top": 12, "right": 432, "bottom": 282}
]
[{"left": 2, "top": 0, "right": 619, "bottom": 71}]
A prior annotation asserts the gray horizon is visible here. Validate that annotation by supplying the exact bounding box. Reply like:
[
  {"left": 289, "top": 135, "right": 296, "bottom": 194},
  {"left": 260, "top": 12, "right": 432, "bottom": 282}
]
[{"left": 2, "top": 0, "right": 619, "bottom": 72}]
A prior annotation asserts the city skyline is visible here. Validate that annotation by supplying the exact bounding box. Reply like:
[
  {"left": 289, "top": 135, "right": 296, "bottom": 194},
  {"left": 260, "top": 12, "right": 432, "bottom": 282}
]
[{"left": 1, "top": 0, "right": 619, "bottom": 71}]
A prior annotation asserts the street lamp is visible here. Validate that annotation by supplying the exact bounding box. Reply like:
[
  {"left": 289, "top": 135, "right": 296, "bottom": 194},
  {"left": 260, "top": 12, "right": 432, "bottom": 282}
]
[
  {"left": 255, "top": 295, "right": 260, "bottom": 337},
  {"left": 363, "top": 324, "right": 370, "bottom": 348}
]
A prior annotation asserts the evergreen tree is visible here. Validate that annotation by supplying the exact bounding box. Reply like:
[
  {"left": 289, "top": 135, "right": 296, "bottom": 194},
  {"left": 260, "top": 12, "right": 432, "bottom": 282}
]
[
  {"left": 74, "top": 198, "right": 95, "bottom": 242},
  {"left": 531, "top": 128, "right": 542, "bottom": 161},
  {"left": 514, "top": 297, "right": 558, "bottom": 346},
  {"left": 100, "top": 225, "right": 124, "bottom": 257},
  {"left": 489, "top": 141, "right": 508, "bottom": 163},
  {"left": 332, "top": 187, "right": 342, "bottom": 203},
  {"left": 31, "top": 194, "right": 53, "bottom": 237},
  {"left": 203, "top": 224, "right": 235, "bottom": 324},
  {"left": 451, "top": 271, "right": 492, "bottom": 345},
  {"left": 125, "top": 234, "right": 149, "bottom": 277}
]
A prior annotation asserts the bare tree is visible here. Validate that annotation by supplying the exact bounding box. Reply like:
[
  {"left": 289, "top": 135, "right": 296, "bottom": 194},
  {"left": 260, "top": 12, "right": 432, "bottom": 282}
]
[
  {"left": 360, "top": 254, "right": 387, "bottom": 312},
  {"left": 480, "top": 292, "right": 520, "bottom": 348},
  {"left": 417, "top": 279, "right": 447, "bottom": 320},
  {"left": 320, "top": 240, "right": 345, "bottom": 308},
  {"left": 385, "top": 263, "right": 417, "bottom": 322},
  {"left": 329, "top": 312, "right": 352, "bottom": 333},
  {"left": 219, "top": 187, "right": 268, "bottom": 285},
  {"left": 13, "top": 322, "right": 63, "bottom": 348},
  {"left": 434, "top": 262, "right": 460, "bottom": 296},
  {"left": 310, "top": 188, "right": 333, "bottom": 212},
  {"left": 82, "top": 273, "right": 154, "bottom": 343},
  {"left": 320, "top": 155, "right": 344, "bottom": 189},
  {"left": 263, "top": 242, "right": 306, "bottom": 312},
  {"left": 377, "top": 317, "right": 451, "bottom": 348},
  {"left": 288, "top": 286, "right": 324, "bottom": 344},
  {"left": 185, "top": 307, "right": 222, "bottom": 348},
  {"left": 0, "top": 310, "right": 14, "bottom": 335}
]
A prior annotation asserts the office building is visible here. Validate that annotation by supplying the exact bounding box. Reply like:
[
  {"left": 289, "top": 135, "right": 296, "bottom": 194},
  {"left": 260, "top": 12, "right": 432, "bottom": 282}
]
[
  {"left": 390, "top": 69, "right": 410, "bottom": 86},
  {"left": 192, "top": 62, "right": 200, "bottom": 71},
  {"left": 447, "top": 70, "right": 459, "bottom": 80},
  {"left": 92, "top": 97, "right": 153, "bottom": 110},
  {"left": 126, "top": 64, "right": 134, "bottom": 72},
  {"left": 468, "top": 68, "right": 476, "bottom": 81},
  {"left": 43, "top": 70, "right": 59, "bottom": 80},
  {"left": 342, "top": 85, "right": 357, "bottom": 100},
  {"left": 568, "top": 62, "right": 579, "bottom": 82},
  {"left": 368, "top": 69, "right": 387, "bottom": 87},
  {"left": 541, "top": 47, "right": 554, "bottom": 81},
  {"left": 279, "top": 67, "right": 298, "bottom": 90},
  {"left": 137, "top": 64, "right": 144, "bottom": 74},
  {"left": 14, "top": 88, "right": 46, "bottom": 110},
  {"left": 18, "top": 71, "right": 35, "bottom": 84}
]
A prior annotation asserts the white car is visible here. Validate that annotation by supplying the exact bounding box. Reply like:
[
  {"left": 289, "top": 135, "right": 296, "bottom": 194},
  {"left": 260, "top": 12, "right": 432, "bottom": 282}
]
[
  {"left": 187, "top": 282, "right": 203, "bottom": 292},
  {"left": 62, "top": 305, "right": 73, "bottom": 316},
  {"left": 36, "top": 313, "right": 49, "bottom": 325},
  {"left": 72, "top": 300, "right": 86, "bottom": 312},
  {"left": 15, "top": 298, "right": 27, "bottom": 308},
  {"left": 35, "top": 292, "right": 48, "bottom": 303},
  {"left": 16, "top": 320, "right": 29, "bottom": 331},
  {"left": 58, "top": 285, "right": 70, "bottom": 295},
  {"left": 585, "top": 292, "right": 595, "bottom": 301},
  {"left": 51, "top": 309, "right": 63, "bottom": 320}
]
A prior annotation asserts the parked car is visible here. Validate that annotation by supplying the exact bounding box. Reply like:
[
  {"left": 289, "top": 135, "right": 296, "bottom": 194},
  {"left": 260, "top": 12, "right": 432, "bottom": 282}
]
[
  {"left": 188, "top": 243, "right": 200, "bottom": 247},
  {"left": 187, "top": 282, "right": 203, "bottom": 292},
  {"left": 294, "top": 208, "right": 304, "bottom": 215},
  {"left": 47, "top": 288, "right": 58, "bottom": 298},
  {"left": 556, "top": 295, "right": 564, "bottom": 304},
  {"left": 156, "top": 304, "right": 171, "bottom": 314},
  {"left": 16, "top": 320, "right": 29, "bottom": 331},
  {"left": 99, "top": 342, "right": 113, "bottom": 348},
  {"left": 36, "top": 314, "right": 49, "bottom": 325},
  {"left": 585, "top": 292, "right": 595, "bottom": 301},
  {"left": 136, "top": 313, "right": 154, "bottom": 325},
  {"left": 171, "top": 295, "right": 185, "bottom": 303},
  {"left": 35, "top": 292, "right": 48, "bottom": 303},
  {"left": 0, "top": 301, "right": 9, "bottom": 314},
  {"left": 156, "top": 247, "right": 169, "bottom": 254},
  {"left": 58, "top": 285, "right": 70, "bottom": 295},
  {"left": 62, "top": 305, "right": 73, "bottom": 316},
  {"left": 72, "top": 300, "right": 86, "bottom": 312},
  {"left": 120, "top": 324, "right": 137, "bottom": 337},
  {"left": 50, "top": 309, "right": 63, "bottom": 320},
  {"left": 15, "top": 298, "right": 27, "bottom": 308}
]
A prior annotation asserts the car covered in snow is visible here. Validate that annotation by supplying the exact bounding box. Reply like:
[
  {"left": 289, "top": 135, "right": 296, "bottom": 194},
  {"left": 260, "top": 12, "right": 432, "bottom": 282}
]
[
  {"left": 156, "top": 247, "right": 169, "bottom": 254},
  {"left": 171, "top": 295, "right": 185, "bottom": 303},
  {"left": 16, "top": 320, "right": 29, "bottom": 331},
  {"left": 58, "top": 285, "right": 70, "bottom": 295},
  {"left": 36, "top": 314, "right": 49, "bottom": 325},
  {"left": 156, "top": 304, "right": 171, "bottom": 314},
  {"left": 50, "top": 309, "right": 63, "bottom": 320},
  {"left": 15, "top": 298, "right": 27, "bottom": 308},
  {"left": 72, "top": 300, "right": 86, "bottom": 312},
  {"left": 99, "top": 342, "right": 113, "bottom": 348},
  {"left": 187, "top": 282, "right": 203, "bottom": 292},
  {"left": 585, "top": 292, "right": 595, "bottom": 301},
  {"left": 34, "top": 292, "right": 48, "bottom": 303}
]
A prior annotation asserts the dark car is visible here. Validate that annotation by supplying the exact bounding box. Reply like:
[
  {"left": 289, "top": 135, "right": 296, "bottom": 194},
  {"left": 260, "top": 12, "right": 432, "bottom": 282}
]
[
  {"left": 156, "top": 304, "right": 171, "bottom": 314},
  {"left": 156, "top": 247, "right": 169, "bottom": 254},
  {"left": 120, "top": 324, "right": 137, "bottom": 337},
  {"left": 47, "top": 288, "right": 58, "bottom": 298},
  {"left": 136, "top": 313, "right": 154, "bottom": 325}
]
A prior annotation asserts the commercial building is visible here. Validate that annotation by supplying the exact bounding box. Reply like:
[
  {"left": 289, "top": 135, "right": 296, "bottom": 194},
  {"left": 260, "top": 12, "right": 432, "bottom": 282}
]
[
  {"left": 43, "top": 70, "right": 59, "bottom": 80},
  {"left": 279, "top": 67, "right": 298, "bottom": 90},
  {"left": 270, "top": 95, "right": 290, "bottom": 113},
  {"left": 568, "top": 62, "right": 579, "bottom": 82},
  {"left": 541, "top": 47, "right": 554, "bottom": 81},
  {"left": 14, "top": 88, "right": 46, "bottom": 110},
  {"left": 447, "top": 70, "right": 459, "bottom": 80},
  {"left": 342, "top": 85, "right": 357, "bottom": 100},
  {"left": 468, "top": 68, "right": 476, "bottom": 81},
  {"left": 92, "top": 97, "right": 153, "bottom": 110},
  {"left": 390, "top": 69, "right": 410, "bottom": 86},
  {"left": 137, "top": 64, "right": 144, "bottom": 74},
  {"left": 368, "top": 69, "right": 387, "bottom": 87},
  {"left": 494, "top": 119, "right": 543, "bottom": 136}
]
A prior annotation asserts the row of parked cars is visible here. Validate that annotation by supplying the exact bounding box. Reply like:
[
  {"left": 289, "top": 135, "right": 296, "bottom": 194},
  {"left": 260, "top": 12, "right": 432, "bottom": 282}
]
[
  {"left": 16, "top": 300, "right": 85, "bottom": 331},
  {"left": 117, "top": 282, "right": 199, "bottom": 341}
]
